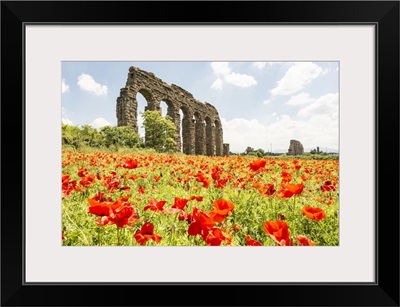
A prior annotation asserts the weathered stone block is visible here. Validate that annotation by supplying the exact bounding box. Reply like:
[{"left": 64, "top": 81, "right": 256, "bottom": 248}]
[{"left": 287, "top": 139, "right": 304, "bottom": 155}]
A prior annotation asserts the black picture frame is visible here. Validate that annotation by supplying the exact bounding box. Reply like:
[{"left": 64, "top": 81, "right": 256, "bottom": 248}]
[{"left": 1, "top": 1, "right": 399, "bottom": 306}]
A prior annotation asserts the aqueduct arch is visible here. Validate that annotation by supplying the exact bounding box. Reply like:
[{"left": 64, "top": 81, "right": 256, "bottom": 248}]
[{"left": 116, "top": 66, "right": 229, "bottom": 156}]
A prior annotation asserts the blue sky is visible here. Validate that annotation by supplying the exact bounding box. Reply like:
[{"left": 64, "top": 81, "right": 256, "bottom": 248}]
[{"left": 62, "top": 61, "right": 339, "bottom": 153}]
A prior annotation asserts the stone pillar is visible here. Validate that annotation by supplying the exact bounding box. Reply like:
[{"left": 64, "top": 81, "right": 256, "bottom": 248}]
[
  {"left": 195, "top": 120, "right": 206, "bottom": 155},
  {"left": 206, "top": 122, "right": 215, "bottom": 156},
  {"left": 116, "top": 88, "right": 138, "bottom": 133},
  {"left": 215, "top": 125, "right": 223, "bottom": 156},
  {"left": 182, "top": 115, "right": 194, "bottom": 155},
  {"left": 189, "top": 119, "right": 196, "bottom": 155},
  {"left": 223, "top": 144, "right": 230, "bottom": 156},
  {"left": 171, "top": 109, "right": 181, "bottom": 152}
]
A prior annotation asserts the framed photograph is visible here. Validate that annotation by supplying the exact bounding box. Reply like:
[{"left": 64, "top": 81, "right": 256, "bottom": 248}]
[{"left": 1, "top": 1, "right": 399, "bottom": 306}]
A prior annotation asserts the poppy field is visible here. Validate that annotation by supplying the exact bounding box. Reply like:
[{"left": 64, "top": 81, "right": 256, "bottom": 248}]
[{"left": 62, "top": 150, "right": 339, "bottom": 246}]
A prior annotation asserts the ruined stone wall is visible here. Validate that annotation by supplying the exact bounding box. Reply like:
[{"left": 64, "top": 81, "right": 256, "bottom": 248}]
[
  {"left": 116, "top": 66, "right": 227, "bottom": 156},
  {"left": 223, "top": 144, "right": 230, "bottom": 156},
  {"left": 287, "top": 139, "right": 304, "bottom": 155}
]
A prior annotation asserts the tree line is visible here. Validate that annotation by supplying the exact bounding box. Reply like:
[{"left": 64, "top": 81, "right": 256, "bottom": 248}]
[{"left": 62, "top": 110, "right": 177, "bottom": 152}]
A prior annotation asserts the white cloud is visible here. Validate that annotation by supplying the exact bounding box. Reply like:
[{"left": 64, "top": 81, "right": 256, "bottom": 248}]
[
  {"left": 224, "top": 72, "right": 257, "bottom": 87},
  {"left": 263, "top": 99, "right": 272, "bottom": 105},
  {"left": 211, "top": 62, "right": 257, "bottom": 89},
  {"left": 77, "top": 73, "right": 108, "bottom": 96},
  {"left": 285, "top": 92, "right": 315, "bottom": 106},
  {"left": 211, "top": 78, "right": 223, "bottom": 90},
  {"left": 221, "top": 118, "right": 268, "bottom": 153},
  {"left": 61, "top": 107, "right": 73, "bottom": 125},
  {"left": 62, "top": 79, "right": 70, "bottom": 94},
  {"left": 211, "top": 62, "right": 231, "bottom": 76},
  {"left": 253, "top": 62, "right": 286, "bottom": 69},
  {"left": 62, "top": 118, "right": 74, "bottom": 126},
  {"left": 252, "top": 62, "right": 267, "bottom": 70},
  {"left": 90, "top": 117, "right": 111, "bottom": 129},
  {"left": 221, "top": 114, "right": 338, "bottom": 153},
  {"left": 270, "top": 62, "right": 325, "bottom": 96},
  {"left": 297, "top": 93, "right": 338, "bottom": 119}
]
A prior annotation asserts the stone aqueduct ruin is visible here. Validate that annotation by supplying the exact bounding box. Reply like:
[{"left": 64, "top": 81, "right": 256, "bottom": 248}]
[{"left": 116, "top": 66, "right": 229, "bottom": 156}]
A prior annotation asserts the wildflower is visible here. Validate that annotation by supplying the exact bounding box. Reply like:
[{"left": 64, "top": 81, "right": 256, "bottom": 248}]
[
  {"left": 245, "top": 235, "right": 262, "bottom": 246},
  {"left": 302, "top": 206, "right": 326, "bottom": 221},
  {"left": 134, "top": 222, "right": 162, "bottom": 245},
  {"left": 263, "top": 220, "right": 293, "bottom": 246}
]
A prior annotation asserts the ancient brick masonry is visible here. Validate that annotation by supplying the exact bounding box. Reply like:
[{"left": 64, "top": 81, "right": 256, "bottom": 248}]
[
  {"left": 116, "top": 66, "right": 228, "bottom": 156},
  {"left": 287, "top": 139, "right": 304, "bottom": 155}
]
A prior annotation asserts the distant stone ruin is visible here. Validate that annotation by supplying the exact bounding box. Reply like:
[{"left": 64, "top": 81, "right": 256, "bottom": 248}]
[
  {"left": 116, "top": 66, "right": 229, "bottom": 156},
  {"left": 287, "top": 139, "right": 304, "bottom": 155}
]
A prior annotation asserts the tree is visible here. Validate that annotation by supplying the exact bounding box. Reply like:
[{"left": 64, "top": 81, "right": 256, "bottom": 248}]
[
  {"left": 99, "top": 125, "right": 141, "bottom": 148},
  {"left": 80, "top": 124, "right": 104, "bottom": 147},
  {"left": 62, "top": 123, "right": 83, "bottom": 149},
  {"left": 142, "top": 110, "right": 177, "bottom": 152},
  {"left": 245, "top": 146, "right": 255, "bottom": 155},
  {"left": 256, "top": 148, "right": 265, "bottom": 157}
]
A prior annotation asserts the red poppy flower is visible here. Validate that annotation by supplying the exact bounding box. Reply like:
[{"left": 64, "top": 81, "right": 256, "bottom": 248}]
[
  {"left": 138, "top": 186, "right": 145, "bottom": 194},
  {"left": 62, "top": 175, "right": 82, "bottom": 197},
  {"left": 121, "top": 158, "right": 138, "bottom": 169},
  {"left": 277, "top": 183, "right": 303, "bottom": 198},
  {"left": 263, "top": 220, "right": 293, "bottom": 246},
  {"left": 94, "top": 216, "right": 110, "bottom": 227},
  {"left": 190, "top": 195, "right": 204, "bottom": 202},
  {"left": 134, "top": 222, "right": 162, "bottom": 245},
  {"left": 88, "top": 197, "right": 139, "bottom": 228},
  {"left": 296, "top": 235, "right": 316, "bottom": 246},
  {"left": 188, "top": 207, "right": 215, "bottom": 237},
  {"left": 249, "top": 159, "right": 266, "bottom": 171},
  {"left": 281, "top": 171, "right": 292, "bottom": 183},
  {"left": 178, "top": 210, "right": 190, "bottom": 222},
  {"left": 109, "top": 203, "right": 139, "bottom": 228},
  {"left": 196, "top": 172, "right": 210, "bottom": 188},
  {"left": 77, "top": 167, "right": 88, "bottom": 177},
  {"left": 128, "top": 174, "right": 138, "bottom": 181},
  {"left": 92, "top": 191, "right": 113, "bottom": 202},
  {"left": 144, "top": 198, "right": 166, "bottom": 212},
  {"left": 203, "top": 227, "right": 226, "bottom": 246},
  {"left": 208, "top": 198, "right": 235, "bottom": 223},
  {"left": 80, "top": 174, "right": 96, "bottom": 188},
  {"left": 88, "top": 198, "right": 112, "bottom": 216},
  {"left": 259, "top": 183, "right": 276, "bottom": 196},
  {"left": 214, "top": 177, "right": 228, "bottom": 188},
  {"left": 165, "top": 197, "right": 190, "bottom": 214},
  {"left": 276, "top": 189, "right": 294, "bottom": 198},
  {"left": 245, "top": 235, "right": 262, "bottom": 246},
  {"left": 104, "top": 198, "right": 136, "bottom": 226},
  {"left": 302, "top": 206, "right": 326, "bottom": 221},
  {"left": 102, "top": 175, "right": 120, "bottom": 192},
  {"left": 283, "top": 183, "right": 304, "bottom": 194},
  {"left": 321, "top": 180, "right": 336, "bottom": 192}
]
